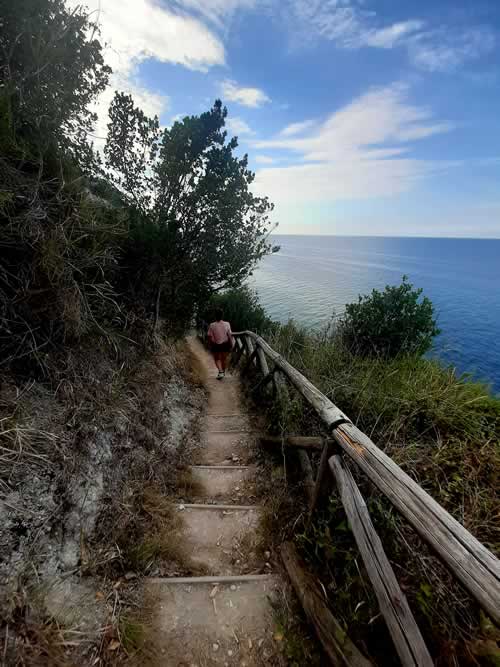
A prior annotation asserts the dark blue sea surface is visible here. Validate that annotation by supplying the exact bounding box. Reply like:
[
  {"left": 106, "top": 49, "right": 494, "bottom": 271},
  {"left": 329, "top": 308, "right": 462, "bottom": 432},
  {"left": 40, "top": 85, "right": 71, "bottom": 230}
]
[{"left": 250, "top": 236, "right": 500, "bottom": 392}]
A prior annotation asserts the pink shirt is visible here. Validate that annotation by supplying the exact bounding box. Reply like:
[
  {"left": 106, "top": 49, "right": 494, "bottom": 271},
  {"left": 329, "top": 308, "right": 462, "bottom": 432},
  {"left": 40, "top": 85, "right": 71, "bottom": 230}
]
[{"left": 208, "top": 320, "right": 233, "bottom": 345}]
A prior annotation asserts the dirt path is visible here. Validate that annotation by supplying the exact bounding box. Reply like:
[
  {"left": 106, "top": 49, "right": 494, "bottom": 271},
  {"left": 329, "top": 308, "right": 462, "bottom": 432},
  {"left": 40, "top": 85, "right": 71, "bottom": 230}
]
[{"left": 146, "top": 337, "right": 282, "bottom": 666}]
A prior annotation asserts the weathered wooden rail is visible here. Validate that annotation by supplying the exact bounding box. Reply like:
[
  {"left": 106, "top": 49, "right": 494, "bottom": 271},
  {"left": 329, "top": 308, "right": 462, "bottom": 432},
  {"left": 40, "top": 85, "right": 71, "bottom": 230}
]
[{"left": 231, "top": 330, "right": 500, "bottom": 666}]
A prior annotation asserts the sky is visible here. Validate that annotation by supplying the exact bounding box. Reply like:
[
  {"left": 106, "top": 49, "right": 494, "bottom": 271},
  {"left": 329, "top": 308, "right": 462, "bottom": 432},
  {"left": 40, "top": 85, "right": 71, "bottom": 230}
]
[{"left": 72, "top": 0, "right": 500, "bottom": 237}]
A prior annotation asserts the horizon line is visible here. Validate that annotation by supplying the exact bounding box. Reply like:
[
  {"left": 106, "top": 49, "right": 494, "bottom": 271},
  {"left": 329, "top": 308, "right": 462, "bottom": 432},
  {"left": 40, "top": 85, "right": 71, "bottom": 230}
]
[{"left": 269, "top": 233, "right": 500, "bottom": 240}]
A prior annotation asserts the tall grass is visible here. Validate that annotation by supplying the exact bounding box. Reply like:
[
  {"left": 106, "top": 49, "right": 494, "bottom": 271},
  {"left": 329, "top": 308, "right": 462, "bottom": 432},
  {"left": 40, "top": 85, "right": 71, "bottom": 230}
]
[
  {"left": 268, "top": 322, "right": 500, "bottom": 543},
  {"left": 242, "top": 319, "right": 500, "bottom": 664},
  {"left": 270, "top": 322, "right": 500, "bottom": 444}
]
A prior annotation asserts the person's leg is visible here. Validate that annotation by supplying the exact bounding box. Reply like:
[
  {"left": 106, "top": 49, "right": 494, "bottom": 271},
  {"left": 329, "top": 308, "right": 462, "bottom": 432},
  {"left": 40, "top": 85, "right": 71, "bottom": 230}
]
[
  {"left": 221, "top": 351, "right": 229, "bottom": 372},
  {"left": 213, "top": 351, "right": 222, "bottom": 372}
]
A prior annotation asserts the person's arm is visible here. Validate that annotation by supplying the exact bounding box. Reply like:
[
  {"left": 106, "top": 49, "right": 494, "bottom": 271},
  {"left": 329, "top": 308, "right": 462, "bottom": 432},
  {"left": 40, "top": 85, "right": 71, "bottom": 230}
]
[
  {"left": 227, "top": 322, "right": 235, "bottom": 348},
  {"left": 207, "top": 323, "right": 214, "bottom": 343}
]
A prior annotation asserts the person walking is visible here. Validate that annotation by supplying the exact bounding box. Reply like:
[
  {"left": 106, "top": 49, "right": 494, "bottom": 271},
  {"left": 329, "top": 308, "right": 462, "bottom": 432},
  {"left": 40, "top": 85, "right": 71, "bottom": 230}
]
[{"left": 207, "top": 308, "right": 234, "bottom": 379}]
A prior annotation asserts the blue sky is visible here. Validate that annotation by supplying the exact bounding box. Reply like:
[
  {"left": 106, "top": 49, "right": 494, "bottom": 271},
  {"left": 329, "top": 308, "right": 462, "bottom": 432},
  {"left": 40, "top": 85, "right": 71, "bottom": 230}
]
[{"left": 74, "top": 0, "right": 500, "bottom": 237}]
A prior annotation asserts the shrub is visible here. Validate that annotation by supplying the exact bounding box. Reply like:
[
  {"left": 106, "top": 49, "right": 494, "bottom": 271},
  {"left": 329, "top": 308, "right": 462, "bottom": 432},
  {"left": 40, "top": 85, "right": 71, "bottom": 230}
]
[
  {"left": 202, "top": 286, "right": 276, "bottom": 334},
  {"left": 338, "top": 275, "right": 440, "bottom": 358}
]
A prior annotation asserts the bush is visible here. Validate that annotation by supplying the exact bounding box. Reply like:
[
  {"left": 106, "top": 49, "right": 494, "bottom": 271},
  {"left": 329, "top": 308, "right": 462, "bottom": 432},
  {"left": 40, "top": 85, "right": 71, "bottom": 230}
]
[
  {"left": 202, "top": 286, "right": 276, "bottom": 334},
  {"left": 265, "top": 320, "right": 500, "bottom": 665},
  {"left": 338, "top": 275, "right": 440, "bottom": 358}
]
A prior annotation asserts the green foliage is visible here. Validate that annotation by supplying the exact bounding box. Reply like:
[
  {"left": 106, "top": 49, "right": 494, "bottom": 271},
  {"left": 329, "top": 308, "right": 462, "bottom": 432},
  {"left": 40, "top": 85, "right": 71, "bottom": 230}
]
[
  {"left": 1, "top": 0, "right": 277, "bottom": 368},
  {"left": 0, "top": 0, "right": 110, "bottom": 166},
  {"left": 0, "top": 0, "right": 123, "bottom": 374},
  {"left": 269, "top": 320, "right": 499, "bottom": 444},
  {"left": 262, "top": 317, "right": 500, "bottom": 664},
  {"left": 118, "top": 616, "right": 146, "bottom": 654},
  {"left": 105, "top": 94, "right": 275, "bottom": 330},
  {"left": 202, "top": 286, "right": 275, "bottom": 333},
  {"left": 339, "top": 275, "right": 440, "bottom": 358}
]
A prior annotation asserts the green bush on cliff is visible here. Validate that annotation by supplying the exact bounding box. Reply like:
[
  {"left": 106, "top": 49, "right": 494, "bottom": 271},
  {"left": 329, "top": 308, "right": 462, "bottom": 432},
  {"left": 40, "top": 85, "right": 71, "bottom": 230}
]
[{"left": 338, "top": 275, "right": 440, "bottom": 358}]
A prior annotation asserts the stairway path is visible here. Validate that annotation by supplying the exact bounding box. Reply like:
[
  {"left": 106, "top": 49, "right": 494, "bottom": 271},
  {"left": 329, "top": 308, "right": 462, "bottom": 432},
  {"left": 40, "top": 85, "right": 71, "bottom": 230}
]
[{"left": 146, "top": 337, "right": 282, "bottom": 666}]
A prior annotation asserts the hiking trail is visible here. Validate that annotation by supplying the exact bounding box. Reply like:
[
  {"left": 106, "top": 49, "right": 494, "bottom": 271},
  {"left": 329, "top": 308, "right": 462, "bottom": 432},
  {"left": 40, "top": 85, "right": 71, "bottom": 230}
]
[{"left": 146, "top": 336, "right": 282, "bottom": 665}]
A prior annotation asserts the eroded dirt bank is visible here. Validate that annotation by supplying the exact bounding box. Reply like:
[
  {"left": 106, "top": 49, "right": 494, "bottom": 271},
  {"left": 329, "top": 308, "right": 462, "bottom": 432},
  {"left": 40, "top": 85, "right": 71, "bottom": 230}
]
[{"left": 0, "top": 337, "right": 206, "bottom": 664}]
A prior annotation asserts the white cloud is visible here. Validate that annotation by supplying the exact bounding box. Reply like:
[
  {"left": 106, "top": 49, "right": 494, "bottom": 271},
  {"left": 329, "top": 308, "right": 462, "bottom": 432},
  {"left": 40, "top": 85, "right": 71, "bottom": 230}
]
[
  {"left": 288, "top": 0, "right": 422, "bottom": 50},
  {"left": 220, "top": 79, "right": 271, "bottom": 107},
  {"left": 255, "top": 155, "right": 277, "bottom": 164},
  {"left": 226, "top": 116, "right": 255, "bottom": 135},
  {"left": 360, "top": 21, "right": 424, "bottom": 49},
  {"left": 286, "top": 1, "right": 495, "bottom": 72},
  {"left": 71, "top": 0, "right": 225, "bottom": 77},
  {"left": 408, "top": 27, "right": 496, "bottom": 72},
  {"left": 280, "top": 119, "right": 316, "bottom": 137},
  {"left": 67, "top": 0, "right": 225, "bottom": 146},
  {"left": 254, "top": 84, "right": 454, "bottom": 205},
  {"left": 177, "top": 0, "right": 258, "bottom": 30}
]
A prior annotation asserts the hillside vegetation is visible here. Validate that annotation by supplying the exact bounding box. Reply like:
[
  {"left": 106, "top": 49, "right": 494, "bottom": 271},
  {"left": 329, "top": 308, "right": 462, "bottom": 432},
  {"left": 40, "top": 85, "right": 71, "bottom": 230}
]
[
  {"left": 0, "top": 1, "right": 274, "bottom": 662},
  {"left": 212, "top": 285, "right": 500, "bottom": 665}
]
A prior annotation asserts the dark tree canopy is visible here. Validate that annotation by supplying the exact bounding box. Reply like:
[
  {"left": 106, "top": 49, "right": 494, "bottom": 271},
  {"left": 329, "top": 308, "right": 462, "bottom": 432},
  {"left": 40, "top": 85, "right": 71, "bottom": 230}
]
[
  {"left": 105, "top": 94, "right": 276, "bottom": 328},
  {"left": 0, "top": 0, "right": 110, "bottom": 166}
]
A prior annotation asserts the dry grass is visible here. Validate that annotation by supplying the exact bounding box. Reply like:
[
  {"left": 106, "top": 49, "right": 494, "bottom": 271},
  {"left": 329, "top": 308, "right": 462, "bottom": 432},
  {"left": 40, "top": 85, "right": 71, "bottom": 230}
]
[
  {"left": 235, "top": 323, "right": 500, "bottom": 665},
  {"left": 270, "top": 582, "right": 324, "bottom": 666},
  {"left": 0, "top": 616, "right": 72, "bottom": 667},
  {"left": 0, "top": 335, "right": 206, "bottom": 664}
]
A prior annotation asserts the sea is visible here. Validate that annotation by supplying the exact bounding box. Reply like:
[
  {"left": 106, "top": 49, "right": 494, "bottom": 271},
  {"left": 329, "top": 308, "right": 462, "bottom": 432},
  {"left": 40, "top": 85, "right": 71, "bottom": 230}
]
[{"left": 250, "top": 235, "right": 500, "bottom": 393}]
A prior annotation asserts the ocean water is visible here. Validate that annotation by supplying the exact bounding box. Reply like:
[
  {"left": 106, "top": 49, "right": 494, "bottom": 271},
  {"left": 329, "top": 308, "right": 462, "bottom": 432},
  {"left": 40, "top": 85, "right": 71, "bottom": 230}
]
[{"left": 250, "top": 235, "right": 500, "bottom": 392}]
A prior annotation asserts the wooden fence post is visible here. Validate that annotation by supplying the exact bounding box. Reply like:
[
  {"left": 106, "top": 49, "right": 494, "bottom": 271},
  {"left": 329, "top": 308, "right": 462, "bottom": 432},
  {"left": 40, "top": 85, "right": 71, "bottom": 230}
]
[
  {"left": 329, "top": 455, "right": 433, "bottom": 667},
  {"left": 297, "top": 450, "right": 315, "bottom": 506},
  {"left": 308, "top": 438, "right": 335, "bottom": 520}
]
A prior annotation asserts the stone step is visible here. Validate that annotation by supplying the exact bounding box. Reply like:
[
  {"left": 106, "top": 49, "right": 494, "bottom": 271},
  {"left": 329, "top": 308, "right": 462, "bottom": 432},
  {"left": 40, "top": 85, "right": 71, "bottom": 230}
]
[
  {"left": 146, "top": 575, "right": 280, "bottom": 666},
  {"left": 207, "top": 414, "right": 252, "bottom": 432},
  {"left": 197, "top": 431, "right": 257, "bottom": 465},
  {"left": 189, "top": 465, "right": 255, "bottom": 501},
  {"left": 207, "top": 383, "right": 242, "bottom": 414},
  {"left": 176, "top": 504, "right": 263, "bottom": 576}
]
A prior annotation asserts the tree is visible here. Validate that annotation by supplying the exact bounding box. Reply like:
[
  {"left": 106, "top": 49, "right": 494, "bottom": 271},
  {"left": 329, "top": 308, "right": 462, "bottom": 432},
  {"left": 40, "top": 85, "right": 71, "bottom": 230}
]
[
  {"left": 0, "top": 0, "right": 110, "bottom": 168},
  {"left": 339, "top": 276, "right": 440, "bottom": 358},
  {"left": 105, "top": 94, "right": 275, "bottom": 329}
]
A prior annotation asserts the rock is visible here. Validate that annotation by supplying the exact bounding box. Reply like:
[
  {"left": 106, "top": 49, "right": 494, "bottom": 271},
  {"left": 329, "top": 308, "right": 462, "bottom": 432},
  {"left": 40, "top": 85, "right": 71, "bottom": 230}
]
[
  {"left": 212, "top": 643, "right": 219, "bottom": 652},
  {"left": 124, "top": 571, "right": 136, "bottom": 580},
  {"left": 264, "top": 550, "right": 271, "bottom": 560},
  {"left": 230, "top": 584, "right": 237, "bottom": 591}
]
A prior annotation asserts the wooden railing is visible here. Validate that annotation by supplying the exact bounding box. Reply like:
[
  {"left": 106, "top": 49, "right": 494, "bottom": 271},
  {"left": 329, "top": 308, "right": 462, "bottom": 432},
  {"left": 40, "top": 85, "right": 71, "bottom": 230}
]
[{"left": 231, "top": 331, "right": 500, "bottom": 666}]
